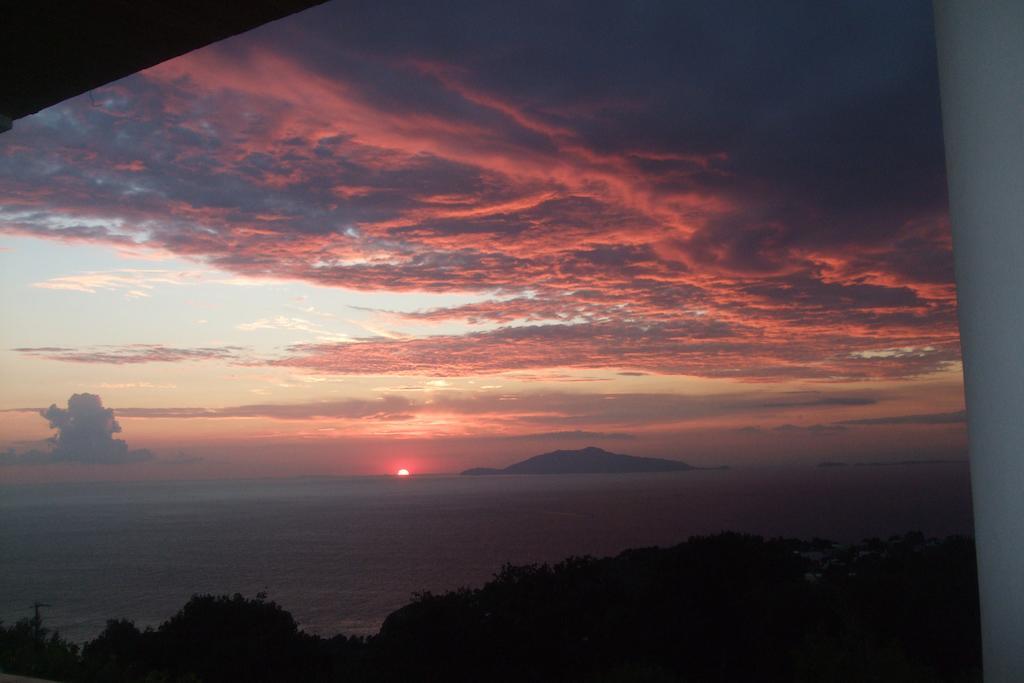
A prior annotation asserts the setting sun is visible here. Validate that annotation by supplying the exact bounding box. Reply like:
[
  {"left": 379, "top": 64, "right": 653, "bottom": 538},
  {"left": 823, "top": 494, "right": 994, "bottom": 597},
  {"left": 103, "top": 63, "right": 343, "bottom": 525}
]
[{"left": 0, "top": 0, "right": 996, "bottom": 678}]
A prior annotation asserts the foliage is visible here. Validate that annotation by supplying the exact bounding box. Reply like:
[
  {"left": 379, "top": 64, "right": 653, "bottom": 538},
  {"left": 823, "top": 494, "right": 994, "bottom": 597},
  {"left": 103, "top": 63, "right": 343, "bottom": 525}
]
[
  {"left": 0, "top": 533, "right": 981, "bottom": 682},
  {"left": 0, "top": 614, "right": 81, "bottom": 680}
]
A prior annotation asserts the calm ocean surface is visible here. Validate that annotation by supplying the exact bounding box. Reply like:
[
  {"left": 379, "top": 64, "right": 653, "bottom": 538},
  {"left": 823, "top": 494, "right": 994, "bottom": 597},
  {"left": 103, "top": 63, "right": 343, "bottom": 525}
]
[{"left": 0, "top": 465, "right": 973, "bottom": 643}]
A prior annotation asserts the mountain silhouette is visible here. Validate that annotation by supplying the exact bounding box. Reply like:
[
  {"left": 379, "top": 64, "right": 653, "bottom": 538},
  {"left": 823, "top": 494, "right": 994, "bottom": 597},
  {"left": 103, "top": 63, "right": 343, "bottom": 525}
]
[{"left": 461, "top": 446, "right": 696, "bottom": 475}]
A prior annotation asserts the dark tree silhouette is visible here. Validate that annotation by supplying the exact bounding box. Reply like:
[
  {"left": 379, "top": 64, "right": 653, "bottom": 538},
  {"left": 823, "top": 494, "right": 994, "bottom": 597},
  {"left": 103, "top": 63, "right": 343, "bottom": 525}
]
[{"left": 0, "top": 533, "right": 981, "bottom": 682}]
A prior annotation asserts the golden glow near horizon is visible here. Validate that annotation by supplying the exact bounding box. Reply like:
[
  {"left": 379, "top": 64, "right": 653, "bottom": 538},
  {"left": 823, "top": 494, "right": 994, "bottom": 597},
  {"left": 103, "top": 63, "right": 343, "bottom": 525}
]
[
  {"left": 0, "top": 2, "right": 967, "bottom": 481},
  {"left": 396, "top": 469, "right": 410, "bottom": 477}
]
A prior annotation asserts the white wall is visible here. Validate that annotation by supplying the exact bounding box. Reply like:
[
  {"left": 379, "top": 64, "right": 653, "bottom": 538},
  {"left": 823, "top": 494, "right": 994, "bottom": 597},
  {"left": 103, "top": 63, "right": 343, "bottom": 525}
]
[{"left": 933, "top": 1, "right": 1024, "bottom": 680}]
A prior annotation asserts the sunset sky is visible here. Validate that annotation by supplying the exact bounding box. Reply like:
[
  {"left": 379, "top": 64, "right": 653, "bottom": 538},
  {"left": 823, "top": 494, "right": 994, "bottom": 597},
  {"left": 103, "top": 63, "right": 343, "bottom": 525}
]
[{"left": 0, "top": 0, "right": 967, "bottom": 480}]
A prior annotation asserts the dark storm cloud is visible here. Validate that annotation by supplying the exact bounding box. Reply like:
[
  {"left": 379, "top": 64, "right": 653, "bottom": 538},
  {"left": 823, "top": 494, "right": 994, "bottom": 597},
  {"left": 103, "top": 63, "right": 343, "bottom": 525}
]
[
  {"left": 499, "top": 430, "right": 637, "bottom": 442},
  {"left": 772, "top": 423, "right": 849, "bottom": 434},
  {"left": 29, "top": 389, "right": 880, "bottom": 433},
  {"left": 422, "top": 391, "right": 879, "bottom": 427},
  {"left": 839, "top": 410, "right": 966, "bottom": 425},
  {"left": 14, "top": 345, "right": 245, "bottom": 364},
  {"left": 114, "top": 396, "right": 414, "bottom": 421},
  {"left": 280, "top": 0, "right": 947, "bottom": 232},
  {"left": 737, "top": 409, "right": 966, "bottom": 435},
  {"left": 761, "top": 395, "right": 877, "bottom": 408},
  {"left": 0, "top": 0, "right": 958, "bottom": 382},
  {"left": 275, "top": 322, "right": 953, "bottom": 381},
  {"left": 0, "top": 393, "right": 153, "bottom": 465}
]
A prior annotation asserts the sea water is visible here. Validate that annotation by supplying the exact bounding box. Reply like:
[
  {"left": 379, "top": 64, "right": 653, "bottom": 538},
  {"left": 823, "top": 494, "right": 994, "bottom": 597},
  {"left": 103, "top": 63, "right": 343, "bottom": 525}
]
[{"left": 0, "top": 464, "right": 973, "bottom": 643}]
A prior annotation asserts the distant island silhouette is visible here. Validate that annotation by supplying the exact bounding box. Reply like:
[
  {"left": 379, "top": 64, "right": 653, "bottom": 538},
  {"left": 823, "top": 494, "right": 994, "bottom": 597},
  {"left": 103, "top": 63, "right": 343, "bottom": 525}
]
[{"left": 462, "top": 446, "right": 723, "bottom": 475}]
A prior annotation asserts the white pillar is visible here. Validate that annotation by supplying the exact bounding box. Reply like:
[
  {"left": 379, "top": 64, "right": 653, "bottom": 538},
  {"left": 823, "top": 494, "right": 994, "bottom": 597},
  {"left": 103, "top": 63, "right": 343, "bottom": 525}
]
[{"left": 933, "top": 2, "right": 1024, "bottom": 680}]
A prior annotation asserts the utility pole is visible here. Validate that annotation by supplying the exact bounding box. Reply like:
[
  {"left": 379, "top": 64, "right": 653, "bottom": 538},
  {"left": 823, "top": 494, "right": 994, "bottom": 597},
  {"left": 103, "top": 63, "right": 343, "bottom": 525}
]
[{"left": 30, "top": 601, "right": 51, "bottom": 643}]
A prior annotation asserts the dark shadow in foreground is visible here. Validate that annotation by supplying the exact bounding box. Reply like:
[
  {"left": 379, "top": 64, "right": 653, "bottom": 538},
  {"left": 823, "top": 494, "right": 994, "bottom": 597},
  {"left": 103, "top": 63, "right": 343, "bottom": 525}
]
[{"left": 0, "top": 532, "right": 980, "bottom": 682}]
